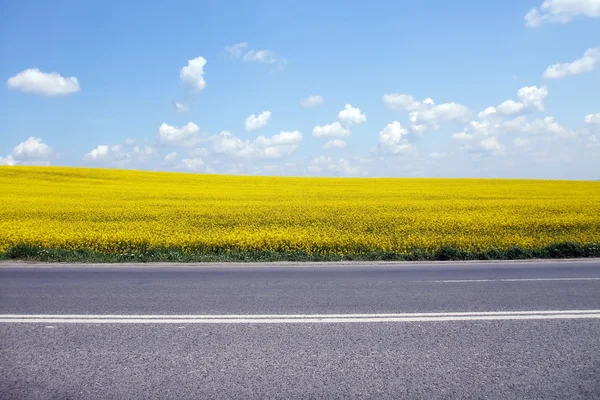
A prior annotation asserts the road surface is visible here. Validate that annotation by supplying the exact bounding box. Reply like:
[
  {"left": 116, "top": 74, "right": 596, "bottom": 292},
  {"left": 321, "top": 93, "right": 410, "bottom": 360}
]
[{"left": 1, "top": 260, "right": 600, "bottom": 399}]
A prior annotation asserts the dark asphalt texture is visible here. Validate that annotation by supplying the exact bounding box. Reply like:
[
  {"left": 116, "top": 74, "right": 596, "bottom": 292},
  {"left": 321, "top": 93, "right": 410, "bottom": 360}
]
[{"left": 1, "top": 260, "right": 600, "bottom": 399}]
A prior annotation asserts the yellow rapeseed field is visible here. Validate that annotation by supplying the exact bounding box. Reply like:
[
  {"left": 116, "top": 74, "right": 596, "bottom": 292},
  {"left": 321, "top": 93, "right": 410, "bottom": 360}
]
[{"left": 1, "top": 166, "right": 599, "bottom": 255}]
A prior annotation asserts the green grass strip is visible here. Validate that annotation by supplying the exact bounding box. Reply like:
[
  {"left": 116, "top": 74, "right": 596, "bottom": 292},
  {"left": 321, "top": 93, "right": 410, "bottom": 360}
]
[{"left": 1, "top": 242, "right": 599, "bottom": 263}]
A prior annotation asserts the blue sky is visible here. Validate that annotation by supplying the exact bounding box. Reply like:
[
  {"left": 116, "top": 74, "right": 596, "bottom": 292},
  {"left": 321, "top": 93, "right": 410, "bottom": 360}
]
[{"left": 1, "top": 0, "right": 599, "bottom": 178}]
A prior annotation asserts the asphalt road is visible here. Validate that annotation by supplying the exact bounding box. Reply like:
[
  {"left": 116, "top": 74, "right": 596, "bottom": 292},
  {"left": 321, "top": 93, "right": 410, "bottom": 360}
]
[{"left": 1, "top": 260, "right": 600, "bottom": 399}]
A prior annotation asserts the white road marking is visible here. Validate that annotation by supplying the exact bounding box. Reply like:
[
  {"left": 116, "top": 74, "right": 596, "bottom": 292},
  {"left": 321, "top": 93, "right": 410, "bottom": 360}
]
[
  {"left": 1, "top": 310, "right": 600, "bottom": 324},
  {"left": 418, "top": 277, "right": 600, "bottom": 283}
]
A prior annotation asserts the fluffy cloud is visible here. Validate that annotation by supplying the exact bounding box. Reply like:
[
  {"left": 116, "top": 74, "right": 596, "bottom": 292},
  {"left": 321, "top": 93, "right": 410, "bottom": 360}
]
[
  {"left": 175, "top": 103, "right": 189, "bottom": 113},
  {"left": 178, "top": 158, "right": 204, "bottom": 171},
  {"left": 525, "top": 0, "right": 600, "bottom": 27},
  {"left": 84, "top": 145, "right": 110, "bottom": 161},
  {"left": 312, "top": 121, "right": 350, "bottom": 138},
  {"left": 158, "top": 122, "right": 200, "bottom": 144},
  {"left": 310, "top": 156, "right": 332, "bottom": 165},
  {"left": 452, "top": 131, "right": 474, "bottom": 140},
  {"left": 327, "top": 159, "right": 359, "bottom": 175},
  {"left": 225, "top": 42, "right": 248, "bottom": 58},
  {"left": 383, "top": 94, "right": 437, "bottom": 112},
  {"left": 225, "top": 42, "right": 284, "bottom": 67},
  {"left": 211, "top": 130, "right": 302, "bottom": 159},
  {"left": 7, "top": 68, "right": 80, "bottom": 96},
  {"left": 516, "top": 86, "right": 549, "bottom": 111},
  {"left": 245, "top": 111, "right": 271, "bottom": 131},
  {"left": 503, "top": 116, "right": 572, "bottom": 137},
  {"left": 453, "top": 115, "right": 573, "bottom": 147},
  {"left": 477, "top": 86, "right": 548, "bottom": 119},
  {"left": 254, "top": 130, "right": 302, "bottom": 147},
  {"left": 337, "top": 104, "right": 367, "bottom": 125},
  {"left": 323, "top": 139, "right": 347, "bottom": 149},
  {"left": 543, "top": 48, "right": 600, "bottom": 79},
  {"left": 164, "top": 152, "right": 178, "bottom": 162},
  {"left": 478, "top": 137, "right": 504, "bottom": 153},
  {"left": 496, "top": 100, "right": 526, "bottom": 115},
  {"left": 409, "top": 102, "right": 471, "bottom": 129},
  {"left": 84, "top": 143, "right": 155, "bottom": 164},
  {"left": 12, "top": 137, "right": 55, "bottom": 160},
  {"left": 243, "top": 50, "right": 278, "bottom": 64},
  {"left": 0, "top": 155, "right": 16, "bottom": 166},
  {"left": 180, "top": 56, "right": 207, "bottom": 92},
  {"left": 585, "top": 112, "right": 600, "bottom": 124},
  {"left": 300, "top": 95, "right": 324, "bottom": 108},
  {"left": 378, "top": 121, "right": 413, "bottom": 154},
  {"left": 458, "top": 136, "right": 504, "bottom": 155},
  {"left": 383, "top": 94, "right": 471, "bottom": 132}
]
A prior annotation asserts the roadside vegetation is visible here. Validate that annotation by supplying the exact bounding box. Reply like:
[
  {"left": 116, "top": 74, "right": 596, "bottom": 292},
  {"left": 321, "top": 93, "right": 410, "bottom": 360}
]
[{"left": 1, "top": 167, "right": 599, "bottom": 262}]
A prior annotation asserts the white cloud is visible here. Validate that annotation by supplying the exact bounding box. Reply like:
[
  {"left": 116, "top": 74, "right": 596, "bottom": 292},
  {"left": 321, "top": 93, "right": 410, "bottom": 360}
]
[
  {"left": 312, "top": 121, "right": 350, "bottom": 138},
  {"left": 496, "top": 100, "right": 526, "bottom": 115},
  {"left": 517, "top": 85, "right": 549, "bottom": 111},
  {"left": 383, "top": 93, "right": 471, "bottom": 132},
  {"left": 225, "top": 42, "right": 285, "bottom": 69},
  {"left": 179, "top": 158, "right": 204, "bottom": 171},
  {"left": 328, "top": 159, "right": 359, "bottom": 175},
  {"left": 504, "top": 116, "right": 572, "bottom": 137},
  {"left": 307, "top": 165, "right": 321, "bottom": 173},
  {"left": 124, "top": 138, "right": 136, "bottom": 145},
  {"left": 190, "top": 148, "right": 209, "bottom": 157},
  {"left": 84, "top": 145, "right": 110, "bottom": 161},
  {"left": 525, "top": 0, "right": 600, "bottom": 27},
  {"left": 12, "top": 137, "right": 55, "bottom": 160},
  {"left": 131, "top": 145, "right": 155, "bottom": 159},
  {"left": 244, "top": 111, "right": 271, "bottom": 131},
  {"left": 337, "top": 104, "right": 367, "bottom": 125},
  {"left": 477, "top": 86, "right": 549, "bottom": 120},
  {"left": 382, "top": 94, "right": 425, "bottom": 111},
  {"left": 452, "top": 131, "right": 474, "bottom": 140},
  {"left": 585, "top": 112, "right": 600, "bottom": 124},
  {"left": 429, "top": 152, "right": 445, "bottom": 159},
  {"left": 543, "top": 48, "right": 600, "bottom": 79},
  {"left": 0, "top": 155, "right": 16, "bottom": 166},
  {"left": 7, "top": 68, "right": 80, "bottom": 96},
  {"left": 254, "top": 130, "right": 302, "bottom": 146},
  {"left": 454, "top": 114, "right": 573, "bottom": 146},
  {"left": 164, "top": 152, "right": 177, "bottom": 162},
  {"left": 300, "top": 95, "right": 324, "bottom": 108},
  {"left": 409, "top": 102, "right": 471, "bottom": 128},
  {"left": 378, "top": 121, "right": 413, "bottom": 154},
  {"left": 212, "top": 130, "right": 302, "bottom": 159},
  {"left": 225, "top": 42, "right": 248, "bottom": 58},
  {"left": 477, "top": 107, "right": 497, "bottom": 120},
  {"left": 323, "top": 139, "right": 347, "bottom": 149},
  {"left": 529, "top": 117, "right": 567, "bottom": 136},
  {"left": 243, "top": 50, "right": 278, "bottom": 64},
  {"left": 310, "top": 156, "right": 332, "bottom": 165},
  {"left": 212, "top": 131, "right": 244, "bottom": 154},
  {"left": 479, "top": 137, "right": 503, "bottom": 152},
  {"left": 175, "top": 103, "right": 189, "bottom": 113},
  {"left": 158, "top": 122, "right": 200, "bottom": 144},
  {"left": 180, "top": 56, "right": 207, "bottom": 92},
  {"left": 84, "top": 143, "right": 155, "bottom": 164}
]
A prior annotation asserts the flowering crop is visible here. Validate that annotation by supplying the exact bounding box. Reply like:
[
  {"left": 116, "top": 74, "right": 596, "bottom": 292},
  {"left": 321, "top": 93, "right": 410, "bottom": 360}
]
[{"left": 1, "top": 167, "right": 599, "bottom": 256}]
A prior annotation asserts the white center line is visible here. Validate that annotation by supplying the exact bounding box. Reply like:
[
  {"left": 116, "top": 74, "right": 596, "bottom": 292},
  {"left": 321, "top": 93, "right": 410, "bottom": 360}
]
[
  {"left": 418, "top": 277, "right": 600, "bottom": 283},
  {"left": 1, "top": 310, "right": 600, "bottom": 324}
]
